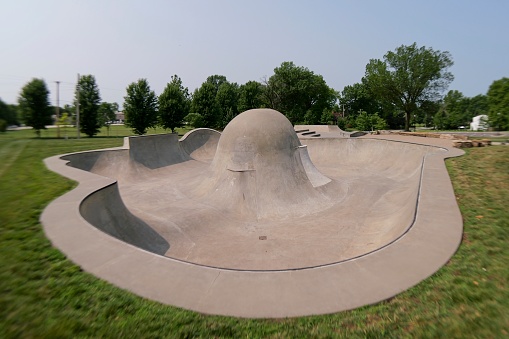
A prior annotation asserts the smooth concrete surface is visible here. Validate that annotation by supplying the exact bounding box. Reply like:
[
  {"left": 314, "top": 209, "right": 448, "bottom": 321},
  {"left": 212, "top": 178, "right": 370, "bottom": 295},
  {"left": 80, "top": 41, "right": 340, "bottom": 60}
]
[{"left": 41, "top": 109, "right": 464, "bottom": 318}]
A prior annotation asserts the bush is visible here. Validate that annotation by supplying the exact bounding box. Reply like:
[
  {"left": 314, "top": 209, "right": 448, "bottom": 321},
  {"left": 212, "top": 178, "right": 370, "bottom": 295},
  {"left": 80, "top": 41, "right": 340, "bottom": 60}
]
[
  {"left": 320, "top": 109, "right": 335, "bottom": 125},
  {"left": 355, "top": 111, "right": 387, "bottom": 131},
  {"left": 337, "top": 116, "right": 348, "bottom": 130}
]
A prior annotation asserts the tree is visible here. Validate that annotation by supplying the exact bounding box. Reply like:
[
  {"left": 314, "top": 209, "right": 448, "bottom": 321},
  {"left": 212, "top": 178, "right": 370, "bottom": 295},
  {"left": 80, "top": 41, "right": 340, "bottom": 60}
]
[
  {"left": 98, "top": 102, "right": 118, "bottom": 125},
  {"left": 184, "top": 113, "right": 205, "bottom": 128},
  {"left": 237, "top": 80, "right": 265, "bottom": 112},
  {"left": 98, "top": 102, "right": 118, "bottom": 136},
  {"left": 62, "top": 104, "right": 76, "bottom": 124},
  {"left": 264, "top": 61, "right": 336, "bottom": 124},
  {"left": 339, "top": 82, "right": 379, "bottom": 116},
  {"left": 159, "top": 75, "right": 190, "bottom": 133},
  {"left": 487, "top": 77, "right": 509, "bottom": 130},
  {"left": 364, "top": 43, "right": 454, "bottom": 131},
  {"left": 216, "top": 82, "right": 239, "bottom": 128},
  {"left": 18, "top": 78, "right": 52, "bottom": 137},
  {"left": 76, "top": 75, "right": 101, "bottom": 137},
  {"left": 467, "top": 94, "right": 488, "bottom": 119},
  {"left": 0, "top": 99, "right": 19, "bottom": 126},
  {"left": 354, "top": 110, "right": 387, "bottom": 131},
  {"left": 417, "top": 100, "right": 441, "bottom": 128},
  {"left": 206, "top": 75, "right": 228, "bottom": 94},
  {"left": 339, "top": 81, "right": 401, "bottom": 128},
  {"left": 123, "top": 79, "right": 158, "bottom": 135},
  {"left": 436, "top": 90, "right": 470, "bottom": 129},
  {"left": 191, "top": 82, "right": 220, "bottom": 128},
  {"left": 320, "top": 108, "right": 335, "bottom": 125}
]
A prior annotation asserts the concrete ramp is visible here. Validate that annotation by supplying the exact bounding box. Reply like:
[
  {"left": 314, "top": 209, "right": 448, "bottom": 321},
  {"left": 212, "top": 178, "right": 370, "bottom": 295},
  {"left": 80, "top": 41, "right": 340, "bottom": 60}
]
[
  {"left": 80, "top": 183, "right": 169, "bottom": 255},
  {"left": 127, "top": 133, "right": 191, "bottom": 169},
  {"left": 295, "top": 124, "right": 342, "bottom": 133},
  {"left": 180, "top": 128, "right": 220, "bottom": 162},
  {"left": 297, "top": 145, "right": 332, "bottom": 187},
  {"left": 295, "top": 124, "right": 366, "bottom": 138}
]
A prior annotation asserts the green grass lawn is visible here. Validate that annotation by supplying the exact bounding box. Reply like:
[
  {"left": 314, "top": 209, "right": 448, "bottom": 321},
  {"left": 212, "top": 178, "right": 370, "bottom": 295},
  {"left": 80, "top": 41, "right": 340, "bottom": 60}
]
[{"left": 1, "top": 129, "right": 508, "bottom": 338}]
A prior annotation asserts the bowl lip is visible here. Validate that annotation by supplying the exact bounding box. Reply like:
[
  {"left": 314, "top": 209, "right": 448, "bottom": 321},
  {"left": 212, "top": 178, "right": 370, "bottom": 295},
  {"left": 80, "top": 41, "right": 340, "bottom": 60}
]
[{"left": 40, "top": 132, "right": 464, "bottom": 318}]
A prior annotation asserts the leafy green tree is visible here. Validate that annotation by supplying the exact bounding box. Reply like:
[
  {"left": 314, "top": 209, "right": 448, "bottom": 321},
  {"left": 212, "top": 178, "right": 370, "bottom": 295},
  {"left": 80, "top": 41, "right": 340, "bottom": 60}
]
[
  {"left": 98, "top": 102, "right": 118, "bottom": 126},
  {"left": 184, "top": 113, "right": 205, "bottom": 128},
  {"left": 206, "top": 75, "right": 228, "bottom": 94},
  {"left": 340, "top": 82, "right": 401, "bottom": 128},
  {"left": 364, "top": 43, "right": 454, "bottom": 131},
  {"left": 191, "top": 82, "right": 220, "bottom": 128},
  {"left": 467, "top": 94, "right": 488, "bottom": 118},
  {"left": 76, "top": 75, "right": 101, "bottom": 137},
  {"left": 320, "top": 108, "right": 335, "bottom": 125},
  {"left": 339, "top": 82, "right": 380, "bottom": 116},
  {"left": 264, "top": 61, "right": 336, "bottom": 124},
  {"left": 437, "top": 90, "right": 470, "bottom": 129},
  {"left": 124, "top": 79, "right": 159, "bottom": 135},
  {"left": 18, "top": 78, "right": 52, "bottom": 137},
  {"left": 57, "top": 112, "right": 70, "bottom": 127},
  {"left": 97, "top": 102, "right": 118, "bottom": 136},
  {"left": 302, "top": 110, "right": 318, "bottom": 124},
  {"left": 487, "top": 77, "right": 509, "bottom": 130},
  {"left": 337, "top": 115, "right": 352, "bottom": 130},
  {"left": 433, "top": 109, "right": 448, "bottom": 130},
  {"left": 0, "top": 99, "right": 19, "bottom": 126},
  {"left": 216, "top": 82, "right": 239, "bottom": 128},
  {"left": 159, "top": 75, "right": 190, "bottom": 133},
  {"left": 417, "top": 100, "right": 441, "bottom": 128},
  {"left": 354, "top": 110, "right": 387, "bottom": 131},
  {"left": 62, "top": 104, "right": 76, "bottom": 124},
  {"left": 237, "top": 80, "right": 265, "bottom": 112}
]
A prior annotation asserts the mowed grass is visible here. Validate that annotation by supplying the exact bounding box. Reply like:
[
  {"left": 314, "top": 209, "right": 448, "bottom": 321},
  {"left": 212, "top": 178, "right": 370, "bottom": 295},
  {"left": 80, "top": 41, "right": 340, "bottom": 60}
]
[{"left": 0, "top": 128, "right": 508, "bottom": 338}]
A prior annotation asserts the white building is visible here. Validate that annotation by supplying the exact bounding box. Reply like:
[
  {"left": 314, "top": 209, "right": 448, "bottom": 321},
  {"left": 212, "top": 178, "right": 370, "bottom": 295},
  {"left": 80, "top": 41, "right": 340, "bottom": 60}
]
[{"left": 470, "top": 115, "right": 488, "bottom": 131}]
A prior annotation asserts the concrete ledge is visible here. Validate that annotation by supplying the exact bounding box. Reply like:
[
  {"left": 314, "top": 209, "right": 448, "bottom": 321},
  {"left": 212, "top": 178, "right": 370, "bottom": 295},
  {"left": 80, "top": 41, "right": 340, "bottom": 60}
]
[{"left": 40, "top": 136, "right": 464, "bottom": 318}]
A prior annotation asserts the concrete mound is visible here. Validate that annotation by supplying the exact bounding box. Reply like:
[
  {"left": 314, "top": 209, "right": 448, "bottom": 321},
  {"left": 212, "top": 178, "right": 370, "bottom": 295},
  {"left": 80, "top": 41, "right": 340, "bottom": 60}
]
[{"left": 190, "top": 109, "right": 339, "bottom": 220}]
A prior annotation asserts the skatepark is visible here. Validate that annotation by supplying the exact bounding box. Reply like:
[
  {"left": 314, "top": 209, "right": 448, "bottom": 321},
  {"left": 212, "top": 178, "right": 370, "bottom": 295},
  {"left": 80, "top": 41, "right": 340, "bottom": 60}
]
[{"left": 41, "top": 109, "right": 464, "bottom": 317}]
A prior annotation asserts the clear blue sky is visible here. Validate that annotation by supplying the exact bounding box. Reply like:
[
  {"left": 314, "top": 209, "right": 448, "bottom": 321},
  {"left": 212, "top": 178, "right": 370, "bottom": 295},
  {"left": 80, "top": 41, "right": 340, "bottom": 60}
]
[{"left": 1, "top": 0, "right": 508, "bottom": 109}]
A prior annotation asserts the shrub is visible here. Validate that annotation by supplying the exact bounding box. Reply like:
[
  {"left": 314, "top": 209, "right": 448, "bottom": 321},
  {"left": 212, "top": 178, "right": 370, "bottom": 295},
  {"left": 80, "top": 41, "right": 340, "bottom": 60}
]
[{"left": 355, "top": 111, "right": 387, "bottom": 131}]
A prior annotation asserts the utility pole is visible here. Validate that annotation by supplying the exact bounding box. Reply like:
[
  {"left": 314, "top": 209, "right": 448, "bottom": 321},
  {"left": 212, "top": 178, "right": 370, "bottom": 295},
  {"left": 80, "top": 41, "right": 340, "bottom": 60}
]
[
  {"left": 55, "top": 81, "right": 60, "bottom": 138},
  {"left": 76, "top": 74, "right": 80, "bottom": 139}
]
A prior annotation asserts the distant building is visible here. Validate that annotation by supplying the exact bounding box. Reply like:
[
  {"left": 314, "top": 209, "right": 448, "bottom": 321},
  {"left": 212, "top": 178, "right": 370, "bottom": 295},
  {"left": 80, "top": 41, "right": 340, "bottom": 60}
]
[
  {"left": 470, "top": 115, "right": 488, "bottom": 131},
  {"left": 115, "top": 111, "right": 125, "bottom": 123}
]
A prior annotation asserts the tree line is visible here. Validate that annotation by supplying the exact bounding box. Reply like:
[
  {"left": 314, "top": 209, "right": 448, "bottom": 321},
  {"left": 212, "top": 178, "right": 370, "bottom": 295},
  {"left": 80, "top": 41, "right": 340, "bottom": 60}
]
[{"left": 2, "top": 43, "right": 508, "bottom": 135}]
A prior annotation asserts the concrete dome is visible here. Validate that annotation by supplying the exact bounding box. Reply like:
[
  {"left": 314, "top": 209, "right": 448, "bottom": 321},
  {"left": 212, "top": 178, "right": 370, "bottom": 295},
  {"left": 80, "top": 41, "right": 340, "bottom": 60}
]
[
  {"left": 191, "top": 109, "right": 337, "bottom": 220},
  {"left": 212, "top": 109, "right": 301, "bottom": 172}
]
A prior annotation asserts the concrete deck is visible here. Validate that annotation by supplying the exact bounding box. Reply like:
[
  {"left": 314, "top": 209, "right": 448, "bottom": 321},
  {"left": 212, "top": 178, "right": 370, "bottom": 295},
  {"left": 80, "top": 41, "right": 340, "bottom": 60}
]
[{"left": 40, "top": 109, "right": 464, "bottom": 318}]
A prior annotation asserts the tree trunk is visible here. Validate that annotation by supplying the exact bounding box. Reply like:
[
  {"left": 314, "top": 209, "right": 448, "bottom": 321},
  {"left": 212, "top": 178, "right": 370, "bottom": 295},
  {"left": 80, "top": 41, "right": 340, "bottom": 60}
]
[{"left": 404, "top": 111, "right": 410, "bottom": 131}]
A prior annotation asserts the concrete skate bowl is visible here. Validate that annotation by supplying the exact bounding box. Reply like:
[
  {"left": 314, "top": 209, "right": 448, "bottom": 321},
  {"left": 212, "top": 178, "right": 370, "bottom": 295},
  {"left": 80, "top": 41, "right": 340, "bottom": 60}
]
[{"left": 41, "top": 109, "right": 464, "bottom": 318}]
